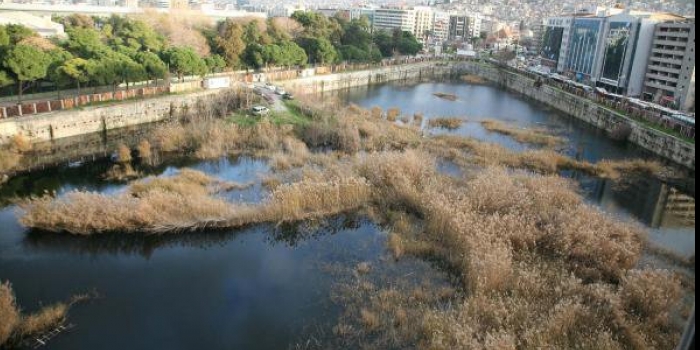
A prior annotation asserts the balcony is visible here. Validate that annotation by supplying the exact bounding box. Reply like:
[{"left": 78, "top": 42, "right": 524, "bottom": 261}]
[
  {"left": 650, "top": 57, "right": 685, "bottom": 66},
  {"left": 646, "top": 73, "right": 679, "bottom": 83},
  {"left": 652, "top": 48, "right": 685, "bottom": 57},
  {"left": 654, "top": 40, "right": 691, "bottom": 49},
  {"left": 647, "top": 64, "right": 684, "bottom": 74},
  {"left": 645, "top": 80, "right": 676, "bottom": 92},
  {"left": 655, "top": 30, "right": 692, "bottom": 39}
]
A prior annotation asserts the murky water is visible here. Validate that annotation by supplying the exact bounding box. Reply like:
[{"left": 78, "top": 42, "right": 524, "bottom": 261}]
[{"left": 0, "top": 81, "right": 694, "bottom": 350}]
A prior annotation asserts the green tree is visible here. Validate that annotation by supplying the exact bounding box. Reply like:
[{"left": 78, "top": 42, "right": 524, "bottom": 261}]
[
  {"left": 57, "top": 57, "right": 90, "bottom": 93},
  {"left": 0, "top": 70, "right": 13, "bottom": 88},
  {"left": 46, "top": 48, "right": 74, "bottom": 91},
  {"left": 135, "top": 51, "right": 167, "bottom": 85},
  {"left": 162, "top": 47, "right": 207, "bottom": 81},
  {"left": 242, "top": 44, "right": 265, "bottom": 69},
  {"left": 296, "top": 37, "right": 338, "bottom": 65},
  {"left": 65, "top": 27, "right": 109, "bottom": 58},
  {"left": 373, "top": 31, "right": 395, "bottom": 57},
  {"left": 397, "top": 31, "right": 423, "bottom": 56},
  {"left": 5, "top": 24, "right": 36, "bottom": 45},
  {"left": 0, "top": 26, "right": 9, "bottom": 47},
  {"left": 87, "top": 58, "right": 120, "bottom": 92},
  {"left": 216, "top": 20, "right": 246, "bottom": 68},
  {"left": 102, "top": 16, "right": 165, "bottom": 53},
  {"left": 120, "top": 59, "right": 146, "bottom": 90},
  {"left": 204, "top": 54, "right": 226, "bottom": 73},
  {"left": 62, "top": 14, "right": 95, "bottom": 29},
  {"left": 3, "top": 45, "right": 50, "bottom": 101}
]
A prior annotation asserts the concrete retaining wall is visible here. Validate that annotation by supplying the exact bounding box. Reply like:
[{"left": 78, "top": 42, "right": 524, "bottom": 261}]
[
  {"left": 279, "top": 63, "right": 453, "bottom": 94},
  {"left": 0, "top": 89, "right": 221, "bottom": 144},
  {"left": 455, "top": 63, "right": 695, "bottom": 170}
]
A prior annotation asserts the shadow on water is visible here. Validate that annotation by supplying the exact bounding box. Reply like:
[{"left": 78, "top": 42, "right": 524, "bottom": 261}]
[{"left": 22, "top": 214, "right": 370, "bottom": 259}]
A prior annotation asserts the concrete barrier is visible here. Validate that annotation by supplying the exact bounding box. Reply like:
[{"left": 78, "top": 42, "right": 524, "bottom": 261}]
[{"left": 454, "top": 63, "right": 695, "bottom": 170}]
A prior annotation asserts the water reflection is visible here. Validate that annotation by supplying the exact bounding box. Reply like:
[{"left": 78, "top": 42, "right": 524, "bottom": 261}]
[
  {"left": 22, "top": 215, "right": 369, "bottom": 259},
  {"left": 585, "top": 175, "right": 695, "bottom": 229}
]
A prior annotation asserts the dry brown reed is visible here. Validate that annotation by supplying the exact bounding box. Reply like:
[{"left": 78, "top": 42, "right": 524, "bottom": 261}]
[
  {"left": 0, "top": 282, "right": 20, "bottom": 346},
  {"left": 17, "top": 303, "right": 69, "bottom": 337},
  {"left": 0, "top": 149, "right": 21, "bottom": 173},
  {"left": 371, "top": 107, "right": 383, "bottom": 119},
  {"left": 345, "top": 151, "right": 679, "bottom": 349},
  {"left": 413, "top": 113, "right": 424, "bottom": 126},
  {"left": 10, "top": 135, "right": 32, "bottom": 153},
  {"left": 116, "top": 144, "right": 132, "bottom": 164},
  {"left": 12, "top": 98, "right": 686, "bottom": 350},
  {"left": 386, "top": 108, "right": 401, "bottom": 122},
  {"left": 0, "top": 282, "right": 75, "bottom": 348},
  {"left": 426, "top": 135, "right": 662, "bottom": 179},
  {"left": 102, "top": 164, "right": 141, "bottom": 182},
  {"left": 136, "top": 140, "right": 152, "bottom": 161},
  {"left": 19, "top": 169, "right": 372, "bottom": 235},
  {"left": 428, "top": 117, "right": 464, "bottom": 130},
  {"left": 481, "top": 119, "right": 564, "bottom": 147}
]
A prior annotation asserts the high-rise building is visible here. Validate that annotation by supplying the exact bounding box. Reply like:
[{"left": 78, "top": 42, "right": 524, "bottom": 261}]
[
  {"left": 597, "top": 11, "right": 686, "bottom": 96},
  {"left": 448, "top": 15, "right": 468, "bottom": 41},
  {"left": 541, "top": 16, "right": 573, "bottom": 71},
  {"left": 373, "top": 8, "right": 416, "bottom": 35},
  {"left": 433, "top": 11, "right": 450, "bottom": 43},
  {"left": 414, "top": 6, "right": 434, "bottom": 43},
  {"left": 644, "top": 19, "right": 696, "bottom": 112},
  {"left": 565, "top": 17, "right": 605, "bottom": 82}
]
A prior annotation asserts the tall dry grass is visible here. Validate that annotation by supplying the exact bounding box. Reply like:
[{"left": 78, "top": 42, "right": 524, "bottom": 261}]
[
  {"left": 428, "top": 117, "right": 464, "bottom": 130},
  {"left": 350, "top": 152, "right": 677, "bottom": 350},
  {"left": 386, "top": 108, "right": 401, "bottom": 122},
  {"left": 19, "top": 169, "right": 372, "bottom": 235},
  {"left": 0, "top": 282, "right": 20, "bottom": 346},
  {"left": 481, "top": 119, "right": 564, "bottom": 147},
  {"left": 0, "top": 282, "right": 76, "bottom": 348},
  {"left": 116, "top": 144, "right": 132, "bottom": 164},
  {"left": 137, "top": 140, "right": 152, "bottom": 161},
  {"left": 0, "top": 149, "right": 21, "bottom": 173}
]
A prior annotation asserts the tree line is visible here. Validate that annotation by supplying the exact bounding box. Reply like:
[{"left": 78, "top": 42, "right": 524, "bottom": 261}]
[{"left": 0, "top": 11, "right": 423, "bottom": 101}]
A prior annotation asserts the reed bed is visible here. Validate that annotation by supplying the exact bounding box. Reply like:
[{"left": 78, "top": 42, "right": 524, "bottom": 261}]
[
  {"left": 0, "top": 282, "right": 78, "bottom": 348},
  {"left": 481, "top": 119, "right": 564, "bottom": 147},
  {"left": 328, "top": 151, "right": 681, "bottom": 350},
  {"left": 12, "top": 98, "right": 687, "bottom": 350},
  {"left": 386, "top": 108, "right": 401, "bottom": 122},
  {"left": 19, "top": 169, "right": 372, "bottom": 235},
  {"left": 428, "top": 117, "right": 464, "bottom": 130}
]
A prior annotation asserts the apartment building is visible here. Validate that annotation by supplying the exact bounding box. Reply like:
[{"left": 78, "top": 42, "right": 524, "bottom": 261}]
[
  {"left": 644, "top": 19, "right": 696, "bottom": 112},
  {"left": 373, "top": 8, "right": 416, "bottom": 34},
  {"left": 414, "top": 6, "right": 435, "bottom": 43}
]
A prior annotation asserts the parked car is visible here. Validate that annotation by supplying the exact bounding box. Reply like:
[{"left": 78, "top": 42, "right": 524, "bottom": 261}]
[
  {"left": 251, "top": 106, "right": 270, "bottom": 116},
  {"left": 275, "top": 89, "right": 287, "bottom": 96},
  {"left": 282, "top": 93, "right": 294, "bottom": 100}
]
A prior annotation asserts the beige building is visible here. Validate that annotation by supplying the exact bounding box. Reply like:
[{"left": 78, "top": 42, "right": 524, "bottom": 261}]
[{"left": 644, "top": 19, "right": 696, "bottom": 112}]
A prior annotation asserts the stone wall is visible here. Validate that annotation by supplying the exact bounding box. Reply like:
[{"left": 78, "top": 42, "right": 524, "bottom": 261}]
[
  {"left": 279, "top": 62, "right": 453, "bottom": 94},
  {"left": 0, "top": 63, "right": 451, "bottom": 146},
  {"left": 455, "top": 63, "right": 696, "bottom": 170},
  {"left": 0, "top": 89, "right": 221, "bottom": 145}
]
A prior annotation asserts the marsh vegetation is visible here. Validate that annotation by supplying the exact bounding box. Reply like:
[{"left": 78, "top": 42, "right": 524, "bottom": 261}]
[{"left": 10, "top": 93, "right": 690, "bottom": 349}]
